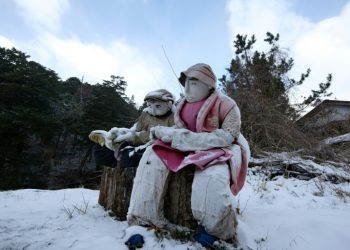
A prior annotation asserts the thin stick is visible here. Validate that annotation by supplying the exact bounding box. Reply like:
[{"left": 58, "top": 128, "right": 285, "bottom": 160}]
[{"left": 162, "top": 45, "right": 184, "bottom": 94}]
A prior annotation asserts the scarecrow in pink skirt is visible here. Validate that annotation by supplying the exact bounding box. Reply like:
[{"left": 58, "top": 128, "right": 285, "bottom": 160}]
[{"left": 126, "top": 63, "right": 250, "bottom": 247}]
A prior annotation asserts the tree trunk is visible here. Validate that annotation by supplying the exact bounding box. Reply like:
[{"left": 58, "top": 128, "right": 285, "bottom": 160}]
[{"left": 98, "top": 164, "right": 197, "bottom": 229}]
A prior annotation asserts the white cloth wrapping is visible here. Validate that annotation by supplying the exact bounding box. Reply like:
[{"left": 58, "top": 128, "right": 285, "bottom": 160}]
[
  {"left": 191, "top": 163, "right": 237, "bottom": 240},
  {"left": 171, "top": 128, "right": 234, "bottom": 152},
  {"left": 127, "top": 146, "right": 170, "bottom": 227},
  {"left": 152, "top": 106, "right": 239, "bottom": 151},
  {"left": 127, "top": 146, "right": 238, "bottom": 240}
]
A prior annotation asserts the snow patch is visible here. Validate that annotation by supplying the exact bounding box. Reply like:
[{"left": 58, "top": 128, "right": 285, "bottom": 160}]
[{"left": 1, "top": 162, "right": 350, "bottom": 249}]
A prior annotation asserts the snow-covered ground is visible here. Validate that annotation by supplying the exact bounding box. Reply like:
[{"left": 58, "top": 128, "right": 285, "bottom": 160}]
[{"left": 1, "top": 169, "right": 350, "bottom": 250}]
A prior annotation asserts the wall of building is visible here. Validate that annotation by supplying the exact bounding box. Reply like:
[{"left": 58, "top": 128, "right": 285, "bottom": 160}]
[{"left": 309, "top": 105, "right": 350, "bottom": 128}]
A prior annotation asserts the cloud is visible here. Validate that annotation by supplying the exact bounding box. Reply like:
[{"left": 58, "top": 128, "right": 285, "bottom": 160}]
[
  {"left": 226, "top": 0, "right": 313, "bottom": 50},
  {"left": 33, "top": 33, "right": 165, "bottom": 105},
  {"left": 0, "top": 35, "right": 17, "bottom": 49},
  {"left": 14, "top": 0, "right": 70, "bottom": 33},
  {"left": 8, "top": 0, "right": 176, "bottom": 106},
  {"left": 226, "top": 0, "right": 350, "bottom": 102},
  {"left": 292, "top": 3, "right": 350, "bottom": 101}
]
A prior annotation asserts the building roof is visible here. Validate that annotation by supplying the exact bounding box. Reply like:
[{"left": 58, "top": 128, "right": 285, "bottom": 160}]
[{"left": 297, "top": 99, "right": 350, "bottom": 124}]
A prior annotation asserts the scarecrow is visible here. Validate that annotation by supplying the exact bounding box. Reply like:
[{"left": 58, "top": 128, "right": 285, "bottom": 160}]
[
  {"left": 126, "top": 63, "right": 250, "bottom": 248},
  {"left": 89, "top": 89, "right": 175, "bottom": 169}
]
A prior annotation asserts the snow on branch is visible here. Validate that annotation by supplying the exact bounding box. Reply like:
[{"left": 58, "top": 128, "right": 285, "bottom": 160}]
[
  {"left": 250, "top": 152, "right": 350, "bottom": 183},
  {"left": 324, "top": 133, "right": 350, "bottom": 145}
]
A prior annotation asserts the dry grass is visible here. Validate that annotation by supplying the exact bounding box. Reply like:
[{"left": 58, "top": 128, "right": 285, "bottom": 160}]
[{"left": 230, "top": 90, "right": 315, "bottom": 154}]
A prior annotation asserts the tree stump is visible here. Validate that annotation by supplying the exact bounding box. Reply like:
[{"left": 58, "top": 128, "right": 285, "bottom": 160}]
[
  {"left": 98, "top": 164, "right": 197, "bottom": 229},
  {"left": 98, "top": 164, "right": 137, "bottom": 220}
]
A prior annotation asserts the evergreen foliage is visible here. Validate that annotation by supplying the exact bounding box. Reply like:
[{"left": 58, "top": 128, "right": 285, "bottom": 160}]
[
  {"left": 0, "top": 47, "right": 139, "bottom": 190},
  {"left": 0, "top": 48, "right": 61, "bottom": 189}
]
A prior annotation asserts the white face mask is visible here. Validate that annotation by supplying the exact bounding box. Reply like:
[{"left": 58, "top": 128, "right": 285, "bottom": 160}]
[
  {"left": 184, "top": 78, "right": 211, "bottom": 103},
  {"left": 147, "top": 99, "right": 171, "bottom": 116}
]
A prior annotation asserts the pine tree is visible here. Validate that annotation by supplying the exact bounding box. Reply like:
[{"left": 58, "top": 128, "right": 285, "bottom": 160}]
[
  {"left": 0, "top": 47, "right": 62, "bottom": 189},
  {"left": 0, "top": 47, "right": 140, "bottom": 189},
  {"left": 220, "top": 33, "right": 332, "bottom": 152}
]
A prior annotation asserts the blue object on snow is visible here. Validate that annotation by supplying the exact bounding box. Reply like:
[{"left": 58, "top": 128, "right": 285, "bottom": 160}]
[
  {"left": 193, "top": 225, "right": 218, "bottom": 248},
  {"left": 125, "top": 234, "right": 145, "bottom": 249}
]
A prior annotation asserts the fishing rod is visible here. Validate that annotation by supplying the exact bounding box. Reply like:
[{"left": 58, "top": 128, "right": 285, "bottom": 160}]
[{"left": 161, "top": 44, "right": 184, "bottom": 95}]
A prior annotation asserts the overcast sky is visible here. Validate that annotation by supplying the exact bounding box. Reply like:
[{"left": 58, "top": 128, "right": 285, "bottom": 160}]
[{"left": 1, "top": 0, "right": 349, "bottom": 105}]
